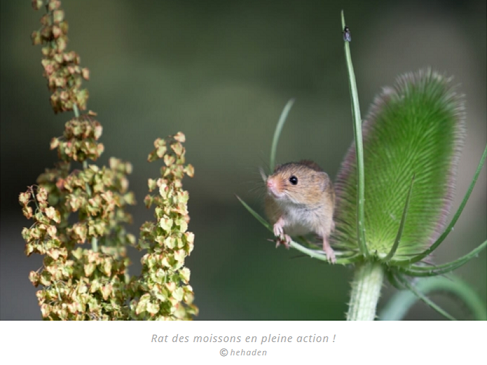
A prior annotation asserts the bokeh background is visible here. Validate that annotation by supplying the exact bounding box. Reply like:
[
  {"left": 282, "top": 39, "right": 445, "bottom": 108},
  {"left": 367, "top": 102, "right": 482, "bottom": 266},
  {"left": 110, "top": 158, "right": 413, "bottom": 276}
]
[{"left": 1, "top": 0, "right": 485, "bottom": 320}]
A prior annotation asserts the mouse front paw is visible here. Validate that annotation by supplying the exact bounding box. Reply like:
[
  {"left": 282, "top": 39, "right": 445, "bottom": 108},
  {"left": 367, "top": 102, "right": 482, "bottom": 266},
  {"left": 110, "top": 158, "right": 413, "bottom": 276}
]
[
  {"left": 272, "top": 217, "right": 285, "bottom": 237},
  {"left": 268, "top": 234, "right": 291, "bottom": 249},
  {"left": 279, "top": 234, "right": 291, "bottom": 249}
]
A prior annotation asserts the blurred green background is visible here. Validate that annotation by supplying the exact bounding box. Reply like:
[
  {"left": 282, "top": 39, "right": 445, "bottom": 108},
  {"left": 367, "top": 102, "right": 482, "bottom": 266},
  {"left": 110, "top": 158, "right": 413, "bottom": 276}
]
[{"left": 1, "top": 0, "right": 485, "bottom": 320}]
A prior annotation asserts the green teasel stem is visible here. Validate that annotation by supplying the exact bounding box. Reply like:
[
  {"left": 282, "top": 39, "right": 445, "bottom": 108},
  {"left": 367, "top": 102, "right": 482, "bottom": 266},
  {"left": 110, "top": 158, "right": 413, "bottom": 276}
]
[
  {"left": 341, "top": 11, "right": 367, "bottom": 258},
  {"left": 289, "top": 240, "right": 361, "bottom": 265},
  {"left": 347, "top": 261, "right": 385, "bottom": 320}
]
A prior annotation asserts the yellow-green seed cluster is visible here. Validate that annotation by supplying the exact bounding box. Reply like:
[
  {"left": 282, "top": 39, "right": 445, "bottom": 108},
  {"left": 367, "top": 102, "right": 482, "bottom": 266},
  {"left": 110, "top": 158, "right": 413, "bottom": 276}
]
[
  {"left": 23, "top": 0, "right": 197, "bottom": 321},
  {"left": 19, "top": 149, "right": 136, "bottom": 320},
  {"left": 131, "top": 132, "right": 198, "bottom": 320},
  {"left": 50, "top": 114, "right": 104, "bottom": 163},
  {"left": 31, "top": 0, "right": 89, "bottom": 113}
]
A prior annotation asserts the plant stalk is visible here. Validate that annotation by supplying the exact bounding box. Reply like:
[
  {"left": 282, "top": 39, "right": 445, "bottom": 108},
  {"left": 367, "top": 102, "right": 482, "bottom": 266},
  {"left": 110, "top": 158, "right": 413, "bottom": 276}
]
[
  {"left": 82, "top": 155, "right": 97, "bottom": 252},
  {"left": 341, "top": 11, "right": 368, "bottom": 258},
  {"left": 347, "top": 261, "right": 385, "bottom": 320}
]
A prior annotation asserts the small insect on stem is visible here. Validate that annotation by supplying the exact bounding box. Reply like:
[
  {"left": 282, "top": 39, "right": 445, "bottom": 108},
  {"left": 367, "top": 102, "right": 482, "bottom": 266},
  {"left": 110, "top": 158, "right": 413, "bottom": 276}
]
[{"left": 343, "top": 26, "right": 352, "bottom": 42}]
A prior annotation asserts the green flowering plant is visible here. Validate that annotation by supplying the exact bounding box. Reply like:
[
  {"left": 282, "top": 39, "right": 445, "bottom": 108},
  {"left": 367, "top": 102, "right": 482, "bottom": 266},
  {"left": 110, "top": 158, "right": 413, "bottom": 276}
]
[
  {"left": 20, "top": 0, "right": 197, "bottom": 320},
  {"left": 239, "top": 11, "right": 486, "bottom": 320}
]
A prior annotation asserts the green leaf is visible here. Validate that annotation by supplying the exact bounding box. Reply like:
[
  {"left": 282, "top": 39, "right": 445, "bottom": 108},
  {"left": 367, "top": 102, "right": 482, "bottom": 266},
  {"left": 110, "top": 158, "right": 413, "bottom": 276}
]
[
  {"left": 334, "top": 70, "right": 466, "bottom": 260},
  {"left": 385, "top": 268, "right": 403, "bottom": 290},
  {"left": 400, "top": 240, "right": 487, "bottom": 277},
  {"left": 236, "top": 195, "right": 272, "bottom": 232},
  {"left": 270, "top": 98, "right": 295, "bottom": 173},
  {"left": 382, "top": 174, "right": 415, "bottom": 262}
]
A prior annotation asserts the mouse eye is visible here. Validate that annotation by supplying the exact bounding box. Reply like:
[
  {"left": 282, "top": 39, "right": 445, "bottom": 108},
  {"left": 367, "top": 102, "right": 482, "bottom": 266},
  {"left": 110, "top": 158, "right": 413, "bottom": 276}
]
[{"left": 289, "top": 176, "right": 298, "bottom": 185}]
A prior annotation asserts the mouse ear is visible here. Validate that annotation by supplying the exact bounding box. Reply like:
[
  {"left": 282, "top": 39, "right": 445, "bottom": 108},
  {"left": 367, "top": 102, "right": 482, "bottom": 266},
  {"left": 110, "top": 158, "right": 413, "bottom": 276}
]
[
  {"left": 299, "top": 160, "right": 323, "bottom": 172},
  {"left": 319, "top": 171, "right": 330, "bottom": 192}
]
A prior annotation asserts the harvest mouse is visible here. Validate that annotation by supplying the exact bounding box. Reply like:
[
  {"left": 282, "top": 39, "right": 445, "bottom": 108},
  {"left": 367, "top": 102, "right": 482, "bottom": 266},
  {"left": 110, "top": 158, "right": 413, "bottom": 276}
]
[{"left": 264, "top": 160, "right": 336, "bottom": 263}]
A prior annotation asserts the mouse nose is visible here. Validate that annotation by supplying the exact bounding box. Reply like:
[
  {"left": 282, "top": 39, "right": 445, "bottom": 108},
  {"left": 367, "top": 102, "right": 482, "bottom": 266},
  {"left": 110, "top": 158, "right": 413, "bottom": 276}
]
[{"left": 266, "top": 177, "right": 282, "bottom": 197}]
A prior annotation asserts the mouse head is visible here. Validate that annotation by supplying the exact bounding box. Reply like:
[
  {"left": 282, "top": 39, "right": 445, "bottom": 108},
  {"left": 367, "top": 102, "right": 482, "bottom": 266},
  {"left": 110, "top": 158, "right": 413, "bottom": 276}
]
[{"left": 266, "top": 160, "right": 330, "bottom": 205}]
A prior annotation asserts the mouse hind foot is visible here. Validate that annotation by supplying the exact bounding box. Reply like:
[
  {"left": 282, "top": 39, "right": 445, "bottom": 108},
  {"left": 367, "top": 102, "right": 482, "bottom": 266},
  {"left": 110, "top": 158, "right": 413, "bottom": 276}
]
[{"left": 322, "top": 237, "right": 336, "bottom": 264}]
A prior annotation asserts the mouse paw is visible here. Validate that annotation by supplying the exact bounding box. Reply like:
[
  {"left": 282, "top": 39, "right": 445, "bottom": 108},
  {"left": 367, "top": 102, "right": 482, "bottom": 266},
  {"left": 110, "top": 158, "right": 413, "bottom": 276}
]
[
  {"left": 322, "top": 237, "right": 336, "bottom": 264},
  {"left": 271, "top": 234, "right": 291, "bottom": 249},
  {"left": 281, "top": 234, "right": 291, "bottom": 249},
  {"left": 272, "top": 218, "right": 285, "bottom": 237},
  {"left": 324, "top": 247, "right": 336, "bottom": 264}
]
